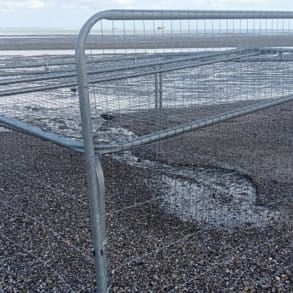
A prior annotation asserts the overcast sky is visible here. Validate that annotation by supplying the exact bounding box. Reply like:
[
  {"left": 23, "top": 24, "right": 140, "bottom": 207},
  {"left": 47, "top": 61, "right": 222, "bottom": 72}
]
[{"left": 1, "top": 0, "right": 293, "bottom": 29}]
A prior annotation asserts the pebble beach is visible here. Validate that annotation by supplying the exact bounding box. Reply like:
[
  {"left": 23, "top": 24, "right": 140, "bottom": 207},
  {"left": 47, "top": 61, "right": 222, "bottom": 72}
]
[{"left": 0, "top": 100, "right": 292, "bottom": 291}]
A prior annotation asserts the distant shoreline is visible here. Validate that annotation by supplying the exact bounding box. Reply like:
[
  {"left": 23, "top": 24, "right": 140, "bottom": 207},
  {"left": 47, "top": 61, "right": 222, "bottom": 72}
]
[{"left": 1, "top": 33, "right": 293, "bottom": 51}]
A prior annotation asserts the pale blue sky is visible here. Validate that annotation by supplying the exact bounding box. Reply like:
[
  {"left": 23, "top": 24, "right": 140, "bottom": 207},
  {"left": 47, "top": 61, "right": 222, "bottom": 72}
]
[{"left": 1, "top": 0, "right": 293, "bottom": 30}]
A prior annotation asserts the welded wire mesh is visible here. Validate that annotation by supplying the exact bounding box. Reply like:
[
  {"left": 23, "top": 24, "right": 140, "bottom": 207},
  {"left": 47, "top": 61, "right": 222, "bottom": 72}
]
[
  {"left": 1, "top": 10, "right": 293, "bottom": 291},
  {"left": 0, "top": 54, "right": 82, "bottom": 140},
  {"left": 80, "top": 12, "right": 293, "bottom": 152},
  {"left": 1, "top": 12, "right": 293, "bottom": 147},
  {"left": 77, "top": 10, "right": 293, "bottom": 291}
]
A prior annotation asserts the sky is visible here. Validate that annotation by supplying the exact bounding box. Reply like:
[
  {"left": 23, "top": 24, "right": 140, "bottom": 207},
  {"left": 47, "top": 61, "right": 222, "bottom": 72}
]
[{"left": 1, "top": 0, "right": 293, "bottom": 30}]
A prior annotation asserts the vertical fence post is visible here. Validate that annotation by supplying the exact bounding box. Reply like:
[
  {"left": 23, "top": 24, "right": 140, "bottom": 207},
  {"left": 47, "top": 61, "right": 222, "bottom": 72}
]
[
  {"left": 155, "top": 72, "right": 159, "bottom": 110},
  {"left": 155, "top": 70, "right": 163, "bottom": 155},
  {"left": 77, "top": 83, "right": 108, "bottom": 292},
  {"left": 77, "top": 88, "right": 108, "bottom": 292},
  {"left": 75, "top": 12, "right": 108, "bottom": 293}
]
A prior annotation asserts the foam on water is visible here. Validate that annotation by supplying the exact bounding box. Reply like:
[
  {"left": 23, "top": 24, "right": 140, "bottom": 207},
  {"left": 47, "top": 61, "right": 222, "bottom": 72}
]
[
  {"left": 158, "top": 168, "right": 279, "bottom": 228},
  {"left": 109, "top": 130, "right": 279, "bottom": 228}
]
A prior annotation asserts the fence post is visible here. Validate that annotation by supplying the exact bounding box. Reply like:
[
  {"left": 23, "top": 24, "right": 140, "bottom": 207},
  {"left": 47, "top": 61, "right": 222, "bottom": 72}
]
[
  {"left": 155, "top": 70, "right": 163, "bottom": 155},
  {"left": 75, "top": 12, "right": 108, "bottom": 292},
  {"left": 77, "top": 87, "right": 108, "bottom": 292}
]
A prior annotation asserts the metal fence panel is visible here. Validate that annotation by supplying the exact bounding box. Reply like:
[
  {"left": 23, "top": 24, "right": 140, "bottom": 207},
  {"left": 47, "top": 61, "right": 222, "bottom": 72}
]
[
  {"left": 75, "top": 10, "right": 293, "bottom": 292},
  {"left": 0, "top": 9, "right": 292, "bottom": 292}
]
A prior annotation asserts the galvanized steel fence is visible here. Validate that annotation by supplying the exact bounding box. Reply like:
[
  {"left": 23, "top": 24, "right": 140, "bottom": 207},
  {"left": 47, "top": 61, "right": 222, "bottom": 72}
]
[
  {"left": 75, "top": 10, "right": 293, "bottom": 291},
  {"left": 0, "top": 9, "right": 292, "bottom": 292}
]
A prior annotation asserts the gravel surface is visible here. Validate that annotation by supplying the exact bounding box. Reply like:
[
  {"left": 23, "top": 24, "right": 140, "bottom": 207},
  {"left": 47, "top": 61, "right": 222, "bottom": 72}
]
[{"left": 0, "top": 101, "right": 292, "bottom": 291}]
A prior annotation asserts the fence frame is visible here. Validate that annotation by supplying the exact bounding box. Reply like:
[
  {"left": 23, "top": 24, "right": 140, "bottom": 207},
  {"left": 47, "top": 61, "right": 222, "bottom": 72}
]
[{"left": 75, "top": 9, "right": 293, "bottom": 292}]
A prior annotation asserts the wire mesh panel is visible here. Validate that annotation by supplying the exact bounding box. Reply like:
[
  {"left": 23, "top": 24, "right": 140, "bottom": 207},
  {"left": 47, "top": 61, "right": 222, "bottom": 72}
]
[
  {"left": 0, "top": 54, "right": 85, "bottom": 151},
  {"left": 75, "top": 10, "right": 293, "bottom": 292},
  {"left": 1, "top": 9, "right": 292, "bottom": 292},
  {"left": 1, "top": 11, "right": 293, "bottom": 149},
  {"left": 77, "top": 10, "right": 293, "bottom": 154}
]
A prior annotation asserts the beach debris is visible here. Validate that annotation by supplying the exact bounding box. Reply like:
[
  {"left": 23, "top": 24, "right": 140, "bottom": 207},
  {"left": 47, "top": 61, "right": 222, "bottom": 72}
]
[{"left": 101, "top": 112, "right": 115, "bottom": 120}]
